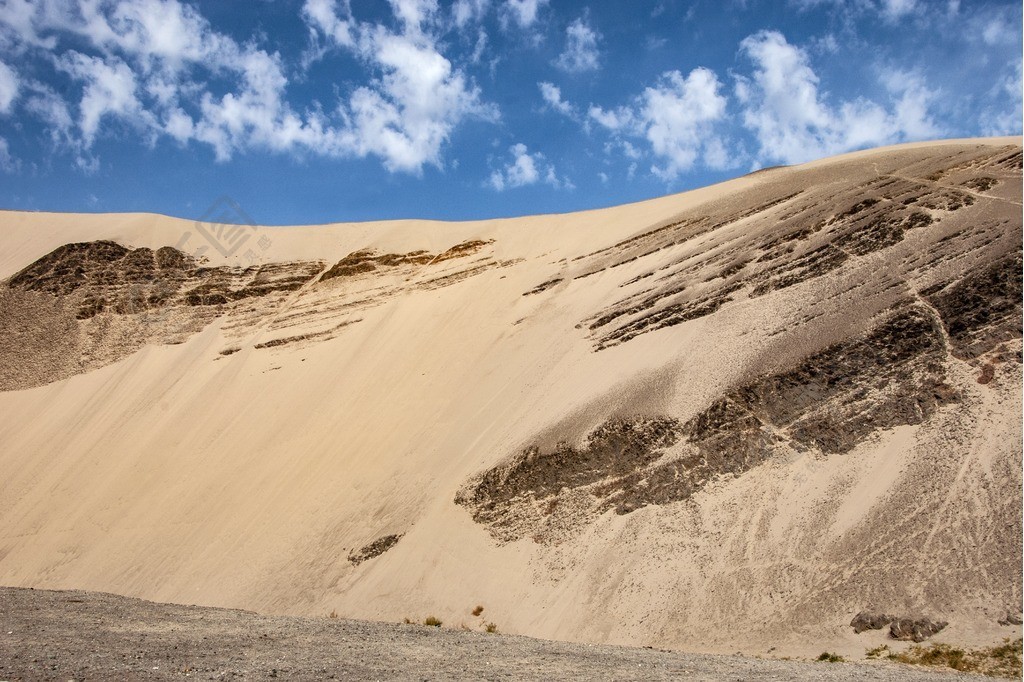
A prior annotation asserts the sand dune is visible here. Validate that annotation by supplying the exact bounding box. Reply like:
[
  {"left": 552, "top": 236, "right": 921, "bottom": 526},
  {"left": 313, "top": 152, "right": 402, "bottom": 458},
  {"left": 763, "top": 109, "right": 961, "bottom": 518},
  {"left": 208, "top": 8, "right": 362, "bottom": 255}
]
[{"left": 0, "top": 137, "right": 1020, "bottom": 661}]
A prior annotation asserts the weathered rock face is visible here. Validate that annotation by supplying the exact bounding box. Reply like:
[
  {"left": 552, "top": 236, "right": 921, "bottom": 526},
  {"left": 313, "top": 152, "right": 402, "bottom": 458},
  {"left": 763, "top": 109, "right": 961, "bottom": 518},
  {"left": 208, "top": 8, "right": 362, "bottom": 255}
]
[
  {"left": 349, "top": 535, "right": 404, "bottom": 566},
  {"left": 850, "top": 612, "right": 949, "bottom": 642},
  {"left": 889, "top": 617, "right": 949, "bottom": 642},
  {"left": 922, "top": 252, "right": 1023, "bottom": 361},
  {"left": 457, "top": 143, "right": 1022, "bottom": 549},
  {"left": 457, "top": 303, "right": 961, "bottom": 543},
  {"left": 0, "top": 238, "right": 506, "bottom": 391},
  {"left": 455, "top": 417, "right": 682, "bottom": 543},
  {"left": 6, "top": 239, "right": 324, "bottom": 319},
  {"left": 851, "top": 611, "right": 896, "bottom": 634},
  {"left": 574, "top": 145, "right": 1022, "bottom": 352}
]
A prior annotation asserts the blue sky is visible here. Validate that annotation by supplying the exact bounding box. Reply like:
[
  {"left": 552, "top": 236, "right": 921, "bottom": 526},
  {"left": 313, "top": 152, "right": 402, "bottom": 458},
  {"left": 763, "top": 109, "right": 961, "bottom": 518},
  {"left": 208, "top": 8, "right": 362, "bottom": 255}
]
[{"left": 0, "top": 0, "right": 1020, "bottom": 224}]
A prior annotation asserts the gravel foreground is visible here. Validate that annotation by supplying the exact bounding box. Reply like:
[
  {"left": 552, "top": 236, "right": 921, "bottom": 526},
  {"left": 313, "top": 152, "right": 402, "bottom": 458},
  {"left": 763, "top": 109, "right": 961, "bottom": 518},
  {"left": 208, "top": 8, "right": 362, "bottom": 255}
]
[{"left": 0, "top": 587, "right": 981, "bottom": 681}]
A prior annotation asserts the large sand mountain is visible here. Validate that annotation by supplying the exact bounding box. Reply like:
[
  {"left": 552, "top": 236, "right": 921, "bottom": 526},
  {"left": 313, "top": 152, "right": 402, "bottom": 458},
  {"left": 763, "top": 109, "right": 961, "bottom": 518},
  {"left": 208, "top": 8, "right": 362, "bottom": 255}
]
[{"left": 0, "top": 138, "right": 1020, "bottom": 657}]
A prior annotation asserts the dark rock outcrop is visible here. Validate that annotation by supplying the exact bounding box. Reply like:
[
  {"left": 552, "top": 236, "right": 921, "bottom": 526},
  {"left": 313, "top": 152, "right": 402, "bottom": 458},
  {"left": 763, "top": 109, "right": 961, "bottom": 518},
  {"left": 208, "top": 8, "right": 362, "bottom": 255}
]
[
  {"left": 851, "top": 611, "right": 897, "bottom": 634},
  {"left": 851, "top": 612, "right": 949, "bottom": 642},
  {"left": 889, "top": 618, "right": 949, "bottom": 642},
  {"left": 348, "top": 534, "right": 404, "bottom": 565}
]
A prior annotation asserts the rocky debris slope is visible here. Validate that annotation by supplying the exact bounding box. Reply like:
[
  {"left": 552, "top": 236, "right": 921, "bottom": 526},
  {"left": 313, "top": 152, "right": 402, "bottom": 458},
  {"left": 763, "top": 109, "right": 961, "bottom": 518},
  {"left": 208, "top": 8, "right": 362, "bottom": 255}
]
[
  {"left": 0, "top": 587, "right": 981, "bottom": 681},
  {"left": 458, "top": 143, "right": 1021, "bottom": 547},
  {"left": 0, "top": 238, "right": 503, "bottom": 391}
]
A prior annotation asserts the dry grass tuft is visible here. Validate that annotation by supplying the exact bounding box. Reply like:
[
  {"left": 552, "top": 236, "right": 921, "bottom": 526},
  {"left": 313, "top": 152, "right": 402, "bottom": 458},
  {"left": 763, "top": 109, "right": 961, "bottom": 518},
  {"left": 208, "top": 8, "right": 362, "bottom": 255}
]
[{"left": 887, "top": 638, "right": 1022, "bottom": 678}]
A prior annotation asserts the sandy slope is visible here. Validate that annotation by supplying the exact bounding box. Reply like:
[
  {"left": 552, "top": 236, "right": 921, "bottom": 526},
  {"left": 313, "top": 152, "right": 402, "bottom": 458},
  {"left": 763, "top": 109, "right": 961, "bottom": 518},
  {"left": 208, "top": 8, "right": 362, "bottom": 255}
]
[{"left": 0, "top": 137, "right": 1020, "bottom": 661}]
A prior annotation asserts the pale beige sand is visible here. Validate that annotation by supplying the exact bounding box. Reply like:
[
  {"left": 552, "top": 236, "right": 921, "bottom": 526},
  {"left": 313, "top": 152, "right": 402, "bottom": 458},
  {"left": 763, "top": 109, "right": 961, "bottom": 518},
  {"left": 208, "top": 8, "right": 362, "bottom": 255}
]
[{"left": 0, "top": 137, "right": 1020, "bottom": 661}]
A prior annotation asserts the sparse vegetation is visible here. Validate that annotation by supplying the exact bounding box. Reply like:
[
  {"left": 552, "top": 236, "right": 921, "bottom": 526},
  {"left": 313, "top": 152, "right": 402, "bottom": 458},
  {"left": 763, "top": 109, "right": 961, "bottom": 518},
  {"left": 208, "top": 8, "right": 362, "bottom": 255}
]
[
  {"left": 886, "top": 638, "right": 1022, "bottom": 678},
  {"left": 816, "top": 652, "right": 845, "bottom": 663},
  {"left": 485, "top": 622, "right": 498, "bottom": 633},
  {"left": 423, "top": 616, "right": 442, "bottom": 627},
  {"left": 328, "top": 609, "right": 338, "bottom": 619},
  {"left": 402, "top": 617, "right": 413, "bottom": 624},
  {"left": 472, "top": 605, "right": 484, "bottom": 616},
  {"left": 865, "top": 644, "right": 889, "bottom": 659}
]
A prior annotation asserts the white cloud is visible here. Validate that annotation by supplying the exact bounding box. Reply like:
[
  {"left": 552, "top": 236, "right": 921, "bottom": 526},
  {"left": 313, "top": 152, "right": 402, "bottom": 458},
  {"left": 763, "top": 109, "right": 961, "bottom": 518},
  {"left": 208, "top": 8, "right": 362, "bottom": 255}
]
[
  {"left": 981, "top": 59, "right": 1023, "bottom": 136},
  {"left": 555, "top": 16, "right": 600, "bottom": 73},
  {"left": 55, "top": 52, "right": 154, "bottom": 145},
  {"left": 303, "top": 0, "right": 356, "bottom": 47},
  {"left": 502, "top": 0, "right": 548, "bottom": 28},
  {"left": 0, "top": 60, "right": 17, "bottom": 113},
  {"left": 1, "top": 0, "right": 325, "bottom": 161},
  {"left": 453, "top": 0, "right": 490, "bottom": 27},
  {"left": 539, "top": 81, "right": 573, "bottom": 116},
  {"left": 0, "top": 137, "right": 17, "bottom": 172},
  {"left": 24, "top": 84, "right": 75, "bottom": 147},
  {"left": 880, "top": 0, "right": 917, "bottom": 21},
  {"left": 0, "top": 0, "right": 494, "bottom": 173},
  {"left": 488, "top": 142, "right": 565, "bottom": 190},
  {"left": 736, "top": 30, "right": 940, "bottom": 166},
  {"left": 641, "top": 68, "right": 729, "bottom": 178},
  {"left": 0, "top": 0, "right": 52, "bottom": 51},
  {"left": 787, "top": 0, "right": 920, "bottom": 22},
  {"left": 304, "top": 0, "right": 495, "bottom": 173},
  {"left": 587, "top": 104, "right": 635, "bottom": 131},
  {"left": 588, "top": 67, "right": 731, "bottom": 179},
  {"left": 878, "top": 68, "right": 941, "bottom": 140},
  {"left": 965, "top": 5, "right": 1022, "bottom": 48}
]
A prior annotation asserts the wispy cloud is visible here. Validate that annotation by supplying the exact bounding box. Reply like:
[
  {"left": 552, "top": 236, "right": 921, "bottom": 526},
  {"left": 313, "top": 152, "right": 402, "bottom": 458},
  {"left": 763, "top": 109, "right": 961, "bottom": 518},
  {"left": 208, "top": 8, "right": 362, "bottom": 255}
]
[{"left": 555, "top": 15, "right": 600, "bottom": 73}]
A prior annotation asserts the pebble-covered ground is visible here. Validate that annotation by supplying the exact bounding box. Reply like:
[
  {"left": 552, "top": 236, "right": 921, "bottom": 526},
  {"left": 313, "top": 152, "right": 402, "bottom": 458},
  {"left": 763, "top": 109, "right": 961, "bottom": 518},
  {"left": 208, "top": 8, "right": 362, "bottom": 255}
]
[{"left": 0, "top": 587, "right": 984, "bottom": 681}]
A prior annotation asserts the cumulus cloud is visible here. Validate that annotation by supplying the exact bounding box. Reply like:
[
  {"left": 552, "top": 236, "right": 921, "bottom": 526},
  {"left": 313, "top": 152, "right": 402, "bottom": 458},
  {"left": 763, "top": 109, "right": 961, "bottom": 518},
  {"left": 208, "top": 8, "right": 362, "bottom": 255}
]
[
  {"left": 589, "top": 67, "right": 731, "bottom": 179},
  {"left": 488, "top": 142, "right": 565, "bottom": 190},
  {"left": 555, "top": 16, "right": 600, "bottom": 73},
  {"left": 304, "top": 0, "right": 495, "bottom": 172},
  {"left": 0, "top": 0, "right": 327, "bottom": 162},
  {"left": 0, "top": 0, "right": 494, "bottom": 173},
  {"left": 641, "top": 69, "right": 730, "bottom": 177},
  {"left": 303, "top": 0, "right": 356, "bottom": 47},
  {"left": 735, "top": 30, "right": 940, "bottom": 165},
  {"left": 0, "top": 60, "right": 17, "bottom": 113},
  {"left": 538, "top": 81, "right": 574, "bottom": 116}
]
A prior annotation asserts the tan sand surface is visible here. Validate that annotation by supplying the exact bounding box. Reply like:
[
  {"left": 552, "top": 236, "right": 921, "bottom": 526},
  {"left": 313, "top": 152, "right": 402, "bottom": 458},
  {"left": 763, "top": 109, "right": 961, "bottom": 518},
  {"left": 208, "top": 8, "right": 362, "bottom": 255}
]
[{"left": 0, "top": 137, "right": 1020, "bottom": 661}]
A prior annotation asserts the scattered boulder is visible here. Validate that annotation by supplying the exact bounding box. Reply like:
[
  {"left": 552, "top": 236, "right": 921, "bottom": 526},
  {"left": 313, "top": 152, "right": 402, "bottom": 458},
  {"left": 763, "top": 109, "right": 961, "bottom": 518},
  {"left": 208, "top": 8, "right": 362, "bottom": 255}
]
[
  {"left": 850, "top": 611, "right": 949, "bottom": 642},
  {"left": 850, "top": 611, "right": 896, "bottom": 633},
  {"left": 889, "top": 618, "right": 948, "bottom": 642}
]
